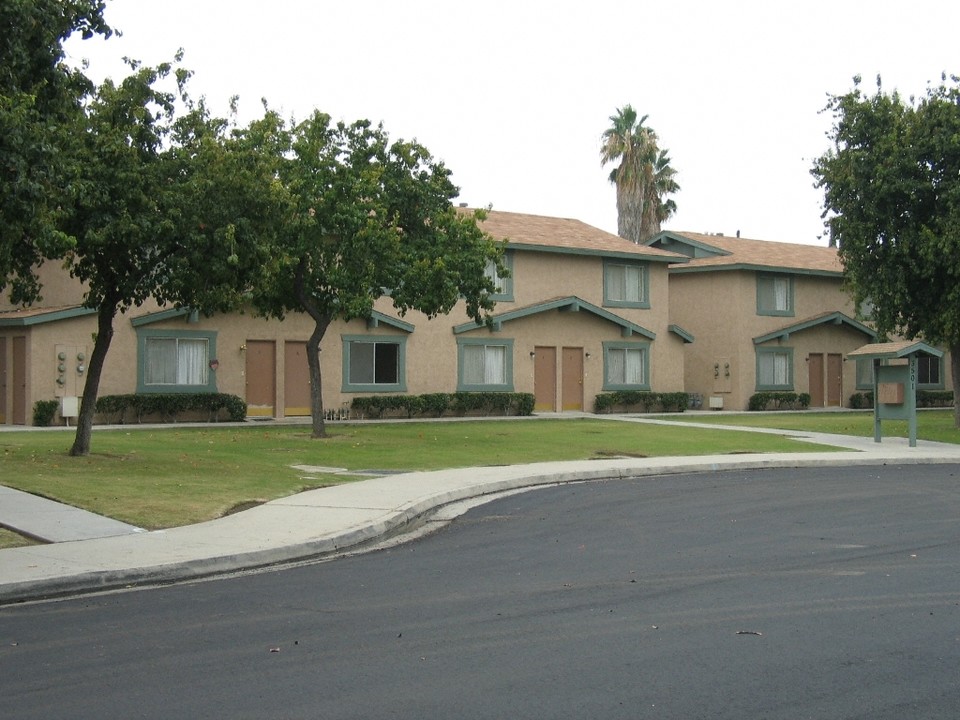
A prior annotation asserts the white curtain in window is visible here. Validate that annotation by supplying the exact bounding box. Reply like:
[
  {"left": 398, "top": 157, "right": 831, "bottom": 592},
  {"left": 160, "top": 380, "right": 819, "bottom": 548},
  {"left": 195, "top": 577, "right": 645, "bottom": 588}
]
[
  {"left": 607, "top": 348, "right": 644, "bottom": 385},
  {"left": 145, "top": 338, "right": 177, "bottom": 385},
  {"left": 774, "top": 278, "right": 789, "bottom": 311},
  {"left": 773, "top": 352, "right": 788, "bottom": 385},
  {"left": 484, "top": 345, "right": 506, "bottom": 384},
  {"left": 485, "top": 260, "right": 503, "bottom": 294},
  {"left": 624, "top": 266, "right": 643, "bottom": 303},
  {"left": 463, "top": 345, "right": 485, "bottom": 385},
  {"left": 178, "top": 339, "right": 208, "bottom": 385},
  {"left": 607, "top": 348, "right": 625, "bottom": 384},
  {"left": 608, "top": 265, "right": 643, "bottom": 302},
  {"left": 463, "top": 344, "right": 505, "bottom": 385},
  {"left": 625, "top": 348, "right": 644, "bottom": 384}
]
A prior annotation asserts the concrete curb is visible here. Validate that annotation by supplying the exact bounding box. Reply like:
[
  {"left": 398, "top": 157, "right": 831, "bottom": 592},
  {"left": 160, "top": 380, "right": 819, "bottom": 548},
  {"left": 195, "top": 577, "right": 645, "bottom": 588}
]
[{"left": 3, "top": 448, "right": 958, "bottom": 605}]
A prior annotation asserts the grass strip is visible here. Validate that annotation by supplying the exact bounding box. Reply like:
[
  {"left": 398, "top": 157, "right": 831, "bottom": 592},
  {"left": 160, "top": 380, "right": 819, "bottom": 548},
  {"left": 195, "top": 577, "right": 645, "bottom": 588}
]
[{"left": 0, "top": 418, "right": 842, "bottom": 530}]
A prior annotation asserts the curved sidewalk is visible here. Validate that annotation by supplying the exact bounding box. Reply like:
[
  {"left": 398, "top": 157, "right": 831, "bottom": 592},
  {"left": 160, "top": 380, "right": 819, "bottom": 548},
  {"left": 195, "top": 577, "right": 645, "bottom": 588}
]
[{"left": 2, "top": 419, "right": 960, "bottom": 605}]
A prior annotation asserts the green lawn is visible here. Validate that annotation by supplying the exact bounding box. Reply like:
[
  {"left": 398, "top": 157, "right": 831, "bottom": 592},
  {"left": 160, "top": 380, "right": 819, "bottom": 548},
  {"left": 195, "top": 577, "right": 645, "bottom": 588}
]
[
  {"left": 0, "top": 418, "right": 842, "bottom": 532},
  {"left": 670, "top": 408, "right": 960, "bottom": 444}
]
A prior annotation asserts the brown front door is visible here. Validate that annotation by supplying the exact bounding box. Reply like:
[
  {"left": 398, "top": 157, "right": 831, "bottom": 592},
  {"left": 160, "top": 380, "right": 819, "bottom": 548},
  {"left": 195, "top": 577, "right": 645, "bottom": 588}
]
[
  {"left": 827, "top": 353, "right": 843, "bottom": 407},
  {"left": 284, "top": 341, "right": 311, "bottom": 417},
  {"left": 808, "top": 353, "right": 824, "bottom": 407},
  {"left": 0, "top": 337, "right": 7, "bottom": 424},
  {"left": 534, "top": 346, "right": 557, "bottom": 412},
  {"left": 245, "top": 340, "right": 276, "bottom": 417},
  {"left": 12, "top": 336, "right": 26, "bottom": 425},
  {"left": 561, "top": 346, "right": 584, "bottom": 411}
]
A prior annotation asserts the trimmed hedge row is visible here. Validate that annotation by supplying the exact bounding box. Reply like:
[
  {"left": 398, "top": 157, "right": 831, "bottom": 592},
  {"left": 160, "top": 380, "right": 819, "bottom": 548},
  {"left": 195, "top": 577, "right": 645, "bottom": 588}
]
[
  {"left": 95, "top": 393, "right": 247, "bottom": 423},
  {"left": 351, "top": 392, "right": 536, "bottom": 419},
  {"left": 849, "top": 389, "right": 954, "bottom": 409},
  {"left": 593, "top": 391, "right": 689, "bottom": 414},
  {"left": 748, "top": 392, "right": 811, "bottom": 411}
]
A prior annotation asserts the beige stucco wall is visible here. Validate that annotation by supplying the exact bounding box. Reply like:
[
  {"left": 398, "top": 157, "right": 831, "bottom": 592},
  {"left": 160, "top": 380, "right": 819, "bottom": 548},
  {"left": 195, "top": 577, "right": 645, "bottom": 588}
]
[{"left": 668, "top": 269, "right": 868, "bottom": 409}]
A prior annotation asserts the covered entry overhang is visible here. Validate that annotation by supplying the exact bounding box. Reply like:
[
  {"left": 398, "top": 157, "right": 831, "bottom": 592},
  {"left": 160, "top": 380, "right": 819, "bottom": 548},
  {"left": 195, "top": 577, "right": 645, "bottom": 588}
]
[
  {"left": 452, "top": 296, "right": 656, "bottom": 338},
  {"left": 848, "top": 340, "right": 944, "bottom": 447}
]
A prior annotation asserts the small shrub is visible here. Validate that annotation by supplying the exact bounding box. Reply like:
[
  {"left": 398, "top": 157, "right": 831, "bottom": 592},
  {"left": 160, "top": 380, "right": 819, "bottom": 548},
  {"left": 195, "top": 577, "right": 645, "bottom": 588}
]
[
  {"left": 32, "top": 400, "right": 59, "bottom": 427},
  {"left": 594, "top": 391, "right": 689, "bottom": 414},
  {"left": 748, "top": 392, "right": 810, "bottom": 411}
]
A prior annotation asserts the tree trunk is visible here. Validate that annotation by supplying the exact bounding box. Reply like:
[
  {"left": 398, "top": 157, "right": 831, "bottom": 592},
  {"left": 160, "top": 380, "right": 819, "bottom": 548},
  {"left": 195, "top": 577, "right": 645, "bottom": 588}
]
[
  {"left": 70, "top": 301, "right": 117, "bottom": 456},
  {"left": 306, "top": 317, "right": 330, "bottom": 439},
  {"left": 951, "top": 342, "right": 960, "bottom": 429}
]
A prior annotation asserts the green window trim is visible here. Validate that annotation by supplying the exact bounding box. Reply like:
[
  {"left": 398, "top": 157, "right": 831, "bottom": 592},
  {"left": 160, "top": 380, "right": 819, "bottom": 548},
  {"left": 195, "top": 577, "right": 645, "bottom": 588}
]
[
  {"left": 916, "top": 355, "right": 944, "bottom": 390},
  {"left": 456, "top": 338, "right": 514, "bottom": 391},
  {"left": 341, "top": 335, "right": 408, "bottom": 393},
  {"left": 602, "top": 340, "right": 651, "bottom": 391},
  {"left": 857, "top": 356, "right": 945, "bottom": 390},
  {"left": 855, "top": 358, "right": 874, "bottom": 390},
  {"left": 485, "top": 252, "right": 514, "bottom": 302},
  {"left": 603, "top": 260, "right": 650, "bottom": 309},
  {"left": 756, "top": 273, "right": 794, "bottom": 317},
  {"left": 755, "top": 346, "right": 794, "bottom": 391},
  {"left": 136, "top": 328, "right": 218, "bottom": 394}
]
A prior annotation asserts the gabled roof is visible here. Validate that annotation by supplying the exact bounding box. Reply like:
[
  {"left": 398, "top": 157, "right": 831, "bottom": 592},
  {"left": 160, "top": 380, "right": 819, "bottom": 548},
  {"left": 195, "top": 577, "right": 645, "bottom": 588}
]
[
  {"left": 365, "top": 310, "right": 414, "bottom": 333},
  {"left": 669, "top": 324, "right": 695, "bottom": 343},
  {"left": 466, "top": 209, "right": 687, "bottom": 264},
  {"left": 0, "top": 305, "right": 97, "bottom": 327},
  {"left": 647, "top": 230, "right": 842, "bottom": 276},
  {"left": 753, "top": 311, "right": 877, "bottom": 345},
  {"left": 130, "top": 307, "right": 194, "bottom": 327},
  {"left": 452, "top": 296, "right": 656, "bottom": 339},
  {"left": 847, "top": 340, "right": 944, "bottom": 359}
]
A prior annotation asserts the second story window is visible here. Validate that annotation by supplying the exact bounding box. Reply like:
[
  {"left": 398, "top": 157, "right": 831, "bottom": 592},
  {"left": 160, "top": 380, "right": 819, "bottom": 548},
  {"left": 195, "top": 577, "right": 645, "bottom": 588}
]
[
  {"left": 484, "top": 253, "right": 514, "bottom": 301},
  {"left": 604, "top": 261, "right": 649, "bottom": 308},
  {"left": 757, "top": 273, "right": 794, "bottom": 316}
]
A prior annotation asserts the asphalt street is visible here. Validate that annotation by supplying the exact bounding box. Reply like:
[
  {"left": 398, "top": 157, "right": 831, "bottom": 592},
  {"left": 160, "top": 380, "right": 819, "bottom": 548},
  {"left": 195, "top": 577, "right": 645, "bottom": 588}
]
[{"left": 2, "top": 464, "right": 959, "bottom": 719}]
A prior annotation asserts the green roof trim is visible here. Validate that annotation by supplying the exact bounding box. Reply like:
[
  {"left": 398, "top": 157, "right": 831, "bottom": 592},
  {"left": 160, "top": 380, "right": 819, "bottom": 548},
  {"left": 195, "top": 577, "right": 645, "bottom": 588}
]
[
  {"left": 0, "top": 306, "right": 97, "bottom": 327},
  {"left": 453, "top": 296, "right": 656, "bottom": 340},
  {"left": 847, "top": 340, "right": 944, "bottom": 360},
  {"left": 753, "top": 311, "right": 877, "bottom": 345},
  {"left": 130, "top": 307, "right": 194, "bottom": 327},
  {"left": 670, "top": 262, "right": 842, "bottom": 278},
  {"left": 669, "top": 324, "right": 695, "bottom": 343},
  {"left": 645, "top": 231, "right": 732, "bottom": 258},
  {"left": 505, "top": 241, "right": 685, "bottom": 264},
  {"left": 366, "top": 311, "right": 415, "bottom": 333}
]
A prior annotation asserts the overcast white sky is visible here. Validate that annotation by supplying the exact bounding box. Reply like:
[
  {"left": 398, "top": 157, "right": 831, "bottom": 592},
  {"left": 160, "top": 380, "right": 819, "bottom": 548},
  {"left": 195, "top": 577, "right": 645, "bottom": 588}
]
[{"left": 65, "top": 0, "right": 959, "bottom": 246}]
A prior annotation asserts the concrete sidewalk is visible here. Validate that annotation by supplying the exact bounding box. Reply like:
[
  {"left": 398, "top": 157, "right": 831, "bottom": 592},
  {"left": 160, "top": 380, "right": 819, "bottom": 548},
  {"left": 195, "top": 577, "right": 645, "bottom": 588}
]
[{"left": 2, "top": 418, "right": 960, "bottom": 605}]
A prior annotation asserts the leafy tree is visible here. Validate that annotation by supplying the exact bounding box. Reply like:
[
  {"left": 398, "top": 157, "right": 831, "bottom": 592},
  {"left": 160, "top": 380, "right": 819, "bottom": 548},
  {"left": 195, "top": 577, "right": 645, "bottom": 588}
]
[
  {"left": 0, "top": 0, "right": 111, "bottom": 304},
  {"left": 65, "top": 60, "right": 278, "bottom": 455},
  {"left": 248, "top": 110, "right": 506, "bottom": 438},
  {"left": 812, "top": 74, "right": 960, "bottom": 426},
  {"left": 600, "top": 105, "right": 680, "bottom": 244}
]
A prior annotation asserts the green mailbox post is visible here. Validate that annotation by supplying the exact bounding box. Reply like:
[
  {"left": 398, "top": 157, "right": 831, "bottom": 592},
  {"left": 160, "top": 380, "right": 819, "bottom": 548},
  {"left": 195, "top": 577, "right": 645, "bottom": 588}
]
[{"left": 847, "top": 341, "right": 944, "bottom": 448}]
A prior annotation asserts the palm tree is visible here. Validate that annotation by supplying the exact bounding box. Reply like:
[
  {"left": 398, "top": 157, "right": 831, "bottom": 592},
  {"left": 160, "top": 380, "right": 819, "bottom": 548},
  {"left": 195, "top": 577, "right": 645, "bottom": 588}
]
[
  {"left": 642, "top": 148, "right": 680, "bottom": 240},
  {"left": 600, "top": 105, "right": 679, "bottom": 243}
]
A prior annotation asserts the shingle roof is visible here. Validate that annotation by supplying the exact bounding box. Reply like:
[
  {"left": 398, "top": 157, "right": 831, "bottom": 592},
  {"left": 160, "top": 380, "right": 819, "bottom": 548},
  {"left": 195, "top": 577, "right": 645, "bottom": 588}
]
[
  {"left": 466, "top": 209, "right": 686, "bottom": 263},
  {"left": 847, "top": 340, "right": 944, "bottom": 359},
  {"left": 660, "top": 231, "right": 842, "bottom": 275},
  {"left": 0, "top": 305, "right": 96, "bottom": 326}
]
